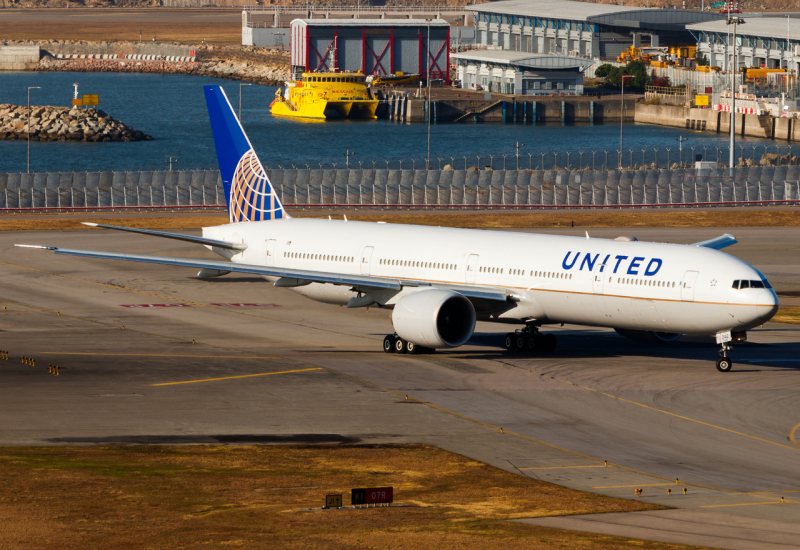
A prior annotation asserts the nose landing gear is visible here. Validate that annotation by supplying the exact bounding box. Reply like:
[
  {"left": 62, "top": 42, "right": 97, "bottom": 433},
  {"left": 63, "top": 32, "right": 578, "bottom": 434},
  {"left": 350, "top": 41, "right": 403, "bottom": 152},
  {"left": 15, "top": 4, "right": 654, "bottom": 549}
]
[{"left": 716, "top": 342, "right": 733, "bottom": 372}]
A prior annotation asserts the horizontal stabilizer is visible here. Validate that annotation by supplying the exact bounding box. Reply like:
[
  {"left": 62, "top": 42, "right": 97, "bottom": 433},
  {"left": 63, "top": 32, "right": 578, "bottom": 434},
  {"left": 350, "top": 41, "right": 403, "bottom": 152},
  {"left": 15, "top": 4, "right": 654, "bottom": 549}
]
[
  {"left": 82, "top": 223, "right": 247, "bottom": 251},
  {"left": 693, "top": 234, "right": 738, "bottom": 250}
]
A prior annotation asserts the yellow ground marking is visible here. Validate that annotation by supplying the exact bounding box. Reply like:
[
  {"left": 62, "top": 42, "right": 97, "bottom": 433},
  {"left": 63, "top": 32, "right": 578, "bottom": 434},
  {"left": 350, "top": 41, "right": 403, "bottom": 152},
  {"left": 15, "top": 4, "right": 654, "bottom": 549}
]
[
  {"left": 40, "top": 352, "right": 278, "bottom": 359},
  {"left": 701, "top": 500, "right": 796, "bottom": 508},
  {"left": 746, "top": 490, "right": 800, "bottom": 495},
  {"left": 592, "top": 483, "right": 678, "bottom": 489},
  {"left": 519, "top": 465, "right": 608, "bottom": 470},
  {"left": 790, "top": 423, "right": 800, "bottom": 449},
  {"left": 501, "top": 360, "right": 800, "bottom": 453},
  {"left": 151, "top": 367, "right": 323, "bottom": 386}
]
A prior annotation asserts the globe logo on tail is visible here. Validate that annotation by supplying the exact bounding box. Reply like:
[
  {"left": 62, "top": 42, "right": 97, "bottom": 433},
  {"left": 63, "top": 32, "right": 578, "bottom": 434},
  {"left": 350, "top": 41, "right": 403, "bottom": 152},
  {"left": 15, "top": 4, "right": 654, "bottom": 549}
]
[{"left": 229, "top": 149, "right": 284, "bottom": 222}]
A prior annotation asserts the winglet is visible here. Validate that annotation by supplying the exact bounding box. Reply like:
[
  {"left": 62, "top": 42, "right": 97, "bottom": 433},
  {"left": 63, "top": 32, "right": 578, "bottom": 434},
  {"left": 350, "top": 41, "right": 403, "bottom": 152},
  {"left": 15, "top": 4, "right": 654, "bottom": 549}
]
[
  {"left": 81, "top": 222, "right": 99, "bottom": 227},
  {"left": 15, "top": 244, "right": 57, "bottom": 250},
  {"left": 693, "top": 234, "right": 738, "bottom": 250}
]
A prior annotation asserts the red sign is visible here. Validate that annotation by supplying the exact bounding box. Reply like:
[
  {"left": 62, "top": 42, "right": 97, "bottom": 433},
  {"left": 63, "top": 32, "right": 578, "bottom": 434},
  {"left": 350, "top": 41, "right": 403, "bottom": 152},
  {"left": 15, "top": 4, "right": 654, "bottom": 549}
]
[
  {"left": 352, "top": 487, "right": 393, "bottom": 505},
  {"left": 705, "top": 86, "right": 713, "bottom": 94},
  {"left": 120, "top": 303, "right": 190, "bottom": 308},
  {"left": 190, "top": 50, "right": 195, "bottom": 56}
]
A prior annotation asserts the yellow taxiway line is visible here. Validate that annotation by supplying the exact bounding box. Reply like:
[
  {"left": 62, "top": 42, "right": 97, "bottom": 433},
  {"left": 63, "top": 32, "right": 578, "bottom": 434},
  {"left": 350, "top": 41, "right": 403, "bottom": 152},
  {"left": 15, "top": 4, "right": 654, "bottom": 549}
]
[
  {"left": 152, "top": 367, "right": 323, "bottom": 386},
  {"left": 519, "top": 465, "right": 607, "bottom": 470}
]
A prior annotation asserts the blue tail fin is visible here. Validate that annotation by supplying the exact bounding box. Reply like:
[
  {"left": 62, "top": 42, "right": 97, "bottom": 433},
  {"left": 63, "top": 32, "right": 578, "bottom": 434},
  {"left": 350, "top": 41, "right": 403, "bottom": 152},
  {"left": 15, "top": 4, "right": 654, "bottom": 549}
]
[{"left": 204, "top": 85, "right": 286, "bottom": 223}]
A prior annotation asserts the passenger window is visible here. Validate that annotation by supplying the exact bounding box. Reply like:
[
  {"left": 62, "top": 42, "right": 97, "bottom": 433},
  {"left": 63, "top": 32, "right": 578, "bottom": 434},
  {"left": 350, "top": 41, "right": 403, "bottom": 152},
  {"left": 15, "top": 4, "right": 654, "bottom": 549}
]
[{"left": 740, "top": 280, "right": 750, "bottom": 289}]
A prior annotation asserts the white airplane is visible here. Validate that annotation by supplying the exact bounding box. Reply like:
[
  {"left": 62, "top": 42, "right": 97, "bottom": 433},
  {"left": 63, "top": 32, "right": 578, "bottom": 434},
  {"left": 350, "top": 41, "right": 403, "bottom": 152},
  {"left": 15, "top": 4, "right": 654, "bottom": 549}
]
[{"left": 17, "top": 86, "right": 778, "bottom": 372}]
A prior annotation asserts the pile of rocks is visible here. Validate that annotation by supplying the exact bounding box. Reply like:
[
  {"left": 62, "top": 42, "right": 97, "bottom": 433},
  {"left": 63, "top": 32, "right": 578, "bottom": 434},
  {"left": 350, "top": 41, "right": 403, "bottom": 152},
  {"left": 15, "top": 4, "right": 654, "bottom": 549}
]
[{"left": 0, "top": 104, "right": 152, "bottom": 142}]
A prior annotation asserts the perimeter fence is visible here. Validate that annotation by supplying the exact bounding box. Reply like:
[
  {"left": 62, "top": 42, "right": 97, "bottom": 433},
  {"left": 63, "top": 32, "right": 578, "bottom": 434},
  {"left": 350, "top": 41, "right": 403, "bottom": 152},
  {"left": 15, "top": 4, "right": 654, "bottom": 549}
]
[{"left": 1, "top": 167, "right": 799, "bottom": 211}]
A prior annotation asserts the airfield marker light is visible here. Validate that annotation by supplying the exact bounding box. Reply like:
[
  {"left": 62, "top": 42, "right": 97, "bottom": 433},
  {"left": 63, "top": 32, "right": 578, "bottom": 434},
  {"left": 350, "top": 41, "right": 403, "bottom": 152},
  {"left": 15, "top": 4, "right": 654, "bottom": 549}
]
[
  {"left": 56, "top": 366, "right": 59, "bottom": 376},
  {"left": 192, "top": 340, "right": 195, "bottom": 344},
  {"left": 49, "top": 364, "right": 52, "bottom": 374},
  {"left": 782, "top": 496, "right": 785, "bottom": 503},
  {"left": 668, "top": 489, "right": 672, "bottom": 496},
  {"left": 604, "top": 460, "right": 608, "bottom": 466},
  {"left": 405, "top": 395, "right": 408, "bottom": 401},
  {"left": 676, "top": 478, "right": 679, "bottom": 484},
  {"left": 122, "top": 326, "right": 125, "bottom": 330},
  {"left": 3, "top": 306, "right": 5, "bottom": 310},
  {"left": 500, "top": 428, "right": 503, "bottom": 434},
  {"left": 683, "top": 488, "right": 687, "bottom": 495}
]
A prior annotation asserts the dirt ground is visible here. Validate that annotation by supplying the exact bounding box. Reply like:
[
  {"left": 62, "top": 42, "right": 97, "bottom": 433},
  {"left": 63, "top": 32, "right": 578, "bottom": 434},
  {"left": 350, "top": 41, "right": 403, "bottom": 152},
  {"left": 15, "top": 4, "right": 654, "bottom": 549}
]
[
  {"left": 0, "top": 443, "right": 718, "bottom": 550},
  {"left": 2, "top": 208, "right": 799, "bottom": 232},
  {"left": 0, "top": 22, "right": 241, "bottom": 44}
]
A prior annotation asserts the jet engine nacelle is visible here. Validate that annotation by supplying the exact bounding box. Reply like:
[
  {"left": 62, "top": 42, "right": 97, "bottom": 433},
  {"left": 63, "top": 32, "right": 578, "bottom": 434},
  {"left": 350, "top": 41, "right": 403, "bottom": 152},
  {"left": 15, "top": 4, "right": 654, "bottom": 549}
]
[
  {"left": 392, "top": 289, "right": 476, "bottom": 349},
  {"left": 615, "top": 328, "right": 682, "bottom": 343}
]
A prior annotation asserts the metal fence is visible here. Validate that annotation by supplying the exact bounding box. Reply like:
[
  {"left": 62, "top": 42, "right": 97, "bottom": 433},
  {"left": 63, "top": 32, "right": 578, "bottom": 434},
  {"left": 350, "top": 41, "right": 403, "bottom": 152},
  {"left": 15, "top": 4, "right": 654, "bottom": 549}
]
[
  {"left": 1, "top": 168, "right": 798, "bottom": 211},
  {"left": 285, "top": 144, "right": 798, "bottom": 172}
]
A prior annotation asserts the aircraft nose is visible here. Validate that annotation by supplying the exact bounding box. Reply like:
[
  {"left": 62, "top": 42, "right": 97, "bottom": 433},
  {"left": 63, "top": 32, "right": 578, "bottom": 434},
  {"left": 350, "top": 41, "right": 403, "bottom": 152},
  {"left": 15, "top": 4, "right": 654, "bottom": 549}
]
[{"left": 756, "top": 290, "right": 779, "bottom": 321}]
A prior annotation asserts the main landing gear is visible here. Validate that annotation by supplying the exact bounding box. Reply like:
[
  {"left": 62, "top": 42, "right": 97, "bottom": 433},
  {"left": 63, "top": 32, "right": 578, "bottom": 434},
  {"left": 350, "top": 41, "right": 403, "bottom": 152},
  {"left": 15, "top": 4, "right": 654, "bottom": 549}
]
[
  {"left": 504, "top": 326, "right": 557, "bottom": 354},
  {"left": 383, "top": 334, "right": 434, "bottom": 355},
  {"left": 716, "top": 342, "right": 733, "bottom": 373}
]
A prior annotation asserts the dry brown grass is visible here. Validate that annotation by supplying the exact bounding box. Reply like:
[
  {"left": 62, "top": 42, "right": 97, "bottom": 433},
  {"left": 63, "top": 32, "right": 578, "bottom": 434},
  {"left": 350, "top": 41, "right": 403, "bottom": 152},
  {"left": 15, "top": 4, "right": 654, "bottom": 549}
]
[
  {"left": 773, "top": 307, "right": 800, "bottom": 325},
  {"left": 0, "top": 443, "right": 709, "bottom": 550},
  {"left": 0, "top": 22, "right": 241, "bottom": 44},
  {"left": 2, "top": 208, "right": 799, "bottom": 232}
]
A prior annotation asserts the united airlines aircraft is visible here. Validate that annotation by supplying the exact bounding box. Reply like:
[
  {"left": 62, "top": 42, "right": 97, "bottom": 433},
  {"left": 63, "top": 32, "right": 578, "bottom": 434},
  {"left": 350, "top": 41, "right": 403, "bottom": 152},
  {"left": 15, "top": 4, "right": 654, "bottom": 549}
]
[{"left": 18, "top": 86, "right": 779, "bottom": 372}]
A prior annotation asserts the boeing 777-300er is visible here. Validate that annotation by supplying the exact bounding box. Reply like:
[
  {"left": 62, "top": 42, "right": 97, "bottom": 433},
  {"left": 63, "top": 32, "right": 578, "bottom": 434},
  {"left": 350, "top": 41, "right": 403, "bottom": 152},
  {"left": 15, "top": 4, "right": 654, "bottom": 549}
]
[{"left": 17, "top": 86, "right": 779, "bottom": 372}]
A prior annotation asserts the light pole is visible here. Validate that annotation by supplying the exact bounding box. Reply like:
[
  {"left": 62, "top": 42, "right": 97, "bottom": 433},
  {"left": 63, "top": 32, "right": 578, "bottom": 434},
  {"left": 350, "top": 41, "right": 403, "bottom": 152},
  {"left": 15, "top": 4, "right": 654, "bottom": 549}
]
[
  {"left": 619, "top": 75, "right": 630, "bottom": 169},
  {"left": 675, "top": 136, "right": 689, "bottom": 167},
  {"left": 727, "top": 11, "right": 745, "bottom": 169},
  {"left": 239, "top": 83, "right": 253, "bottom": 122},
  {"left": 513, "top": 141, "right": 525, "bottom": 169},
  {"left": 165, "top": 157, "right": 178, "bottom": 171},
  {"left": 27, "top": 86, "right": 40, "bottom": 174},
  {"left": 342, "top": 149, "right": 356, "bottom": 169},
  {"left": 426, "top": 18, "right": 432, "bottom": 169}
]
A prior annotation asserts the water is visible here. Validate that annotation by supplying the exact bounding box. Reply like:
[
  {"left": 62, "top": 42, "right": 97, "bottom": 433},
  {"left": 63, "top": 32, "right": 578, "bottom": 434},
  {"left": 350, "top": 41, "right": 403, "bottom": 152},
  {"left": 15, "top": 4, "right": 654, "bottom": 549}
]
[{"left": 0, "top": 71, "right": 789, "bottom": 173}]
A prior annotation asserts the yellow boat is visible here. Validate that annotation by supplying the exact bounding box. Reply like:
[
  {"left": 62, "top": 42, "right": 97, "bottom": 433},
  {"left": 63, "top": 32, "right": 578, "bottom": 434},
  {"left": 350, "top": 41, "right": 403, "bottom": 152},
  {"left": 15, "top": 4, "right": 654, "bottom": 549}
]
[
  {"left": 270, "top": 71, "right": 378, "bottom": 120},
  {"left": 368, "top": 72, "right": 420, "bottom": 87}
]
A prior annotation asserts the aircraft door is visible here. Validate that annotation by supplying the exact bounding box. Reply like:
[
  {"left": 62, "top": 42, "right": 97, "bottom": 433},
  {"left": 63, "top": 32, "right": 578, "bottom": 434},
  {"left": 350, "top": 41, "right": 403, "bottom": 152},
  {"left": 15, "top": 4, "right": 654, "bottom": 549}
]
[
  {"left": 592, "top": 259, "right": 605, "bottom": 295},
  {"left": 681, "top": 270, "right": 699, "bottom": 301},
  {"left": 360, "top": 246, "right": 374, "bottom": 275},
  {"left": 465, "top": 254, "right": 479, "bottom": 284},
  {"left": 265, "top": 239, "right": 276, "bottom": 267}
]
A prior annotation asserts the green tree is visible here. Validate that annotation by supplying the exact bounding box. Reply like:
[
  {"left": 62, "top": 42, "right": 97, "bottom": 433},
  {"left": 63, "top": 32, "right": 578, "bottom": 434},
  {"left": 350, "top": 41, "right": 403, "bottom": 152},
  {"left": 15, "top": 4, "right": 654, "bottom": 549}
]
[
  {"left": 696, "top": 54, "right": 710, "bottom": 66},
  {"left": 605, "top": 61, "right": 650, "bottom": 91},
  {"left": 594, "top": 64, "right": 613, "bottom": 78}
]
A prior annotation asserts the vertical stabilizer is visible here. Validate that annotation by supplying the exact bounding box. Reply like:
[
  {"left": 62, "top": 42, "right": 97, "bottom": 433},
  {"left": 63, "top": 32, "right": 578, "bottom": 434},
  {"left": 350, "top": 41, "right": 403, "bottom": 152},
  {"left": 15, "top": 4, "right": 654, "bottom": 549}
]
[{"left": 204, "top": 85, "right": 287, "bottom": 222}]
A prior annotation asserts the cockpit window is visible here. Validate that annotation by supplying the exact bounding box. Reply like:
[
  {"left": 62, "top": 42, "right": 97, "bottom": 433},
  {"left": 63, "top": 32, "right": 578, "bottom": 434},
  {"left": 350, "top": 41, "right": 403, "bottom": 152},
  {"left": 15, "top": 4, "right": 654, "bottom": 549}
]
[{"left": 734, "top": 279, "right": 771, "bottom": 289}]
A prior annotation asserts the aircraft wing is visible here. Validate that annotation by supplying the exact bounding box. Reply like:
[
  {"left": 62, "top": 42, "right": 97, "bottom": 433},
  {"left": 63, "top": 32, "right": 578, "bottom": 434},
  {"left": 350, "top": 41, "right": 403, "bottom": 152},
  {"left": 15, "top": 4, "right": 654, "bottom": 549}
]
[
  {"left": 693, "top": 233, "right": 738, "bottom": 250},
  {"left": 14, "top": 245, "right": 509, "bottom": 303},
  {"left": 81, "top": 223, "right": 246, "bottom": 251}
]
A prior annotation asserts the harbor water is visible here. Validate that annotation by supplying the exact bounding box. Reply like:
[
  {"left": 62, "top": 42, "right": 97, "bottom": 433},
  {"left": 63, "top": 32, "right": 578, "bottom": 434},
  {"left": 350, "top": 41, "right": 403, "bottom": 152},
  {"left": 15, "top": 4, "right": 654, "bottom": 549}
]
[{"left": 0, "top": 72, "right": 788, "bottom": 174}]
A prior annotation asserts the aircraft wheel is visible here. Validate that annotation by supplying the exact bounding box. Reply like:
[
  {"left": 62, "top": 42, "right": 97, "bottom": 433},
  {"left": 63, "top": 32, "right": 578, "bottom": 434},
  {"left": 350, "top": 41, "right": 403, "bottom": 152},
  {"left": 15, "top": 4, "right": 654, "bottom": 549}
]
[
  {"left": 504, "top": 333, "right": 516, "bottom": 352},
  {"left": 383, "top": 335, "right": 396, "bottom": 353},
  {"left": 716, "top": 357, "right": 733, "bottom": 372},
  {"left": 395, "top": 338, "right": 407, "bottom": 354},
  {"left": 406, "top": 341, "right": 419, "bottom": 354},
  {"left": 515, "top": 334, "right": 527, "bottom": 351},
  {"left": 526, "top": 335, "right": 538, "bottom": 352}
]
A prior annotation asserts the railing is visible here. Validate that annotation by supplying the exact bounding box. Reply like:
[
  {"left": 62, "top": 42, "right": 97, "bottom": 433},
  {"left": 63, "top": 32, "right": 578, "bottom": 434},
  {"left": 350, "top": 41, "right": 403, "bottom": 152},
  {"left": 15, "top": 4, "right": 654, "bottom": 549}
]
[{"left": 243, "top": 5, "right": 467, "bottom": 12}]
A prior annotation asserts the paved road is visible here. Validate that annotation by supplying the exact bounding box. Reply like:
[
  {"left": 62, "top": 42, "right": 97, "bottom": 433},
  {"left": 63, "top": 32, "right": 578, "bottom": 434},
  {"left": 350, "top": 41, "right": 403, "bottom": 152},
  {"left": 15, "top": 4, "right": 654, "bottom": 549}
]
[{"left": 0, "top": 225, "right": 798, "bottom": 548}]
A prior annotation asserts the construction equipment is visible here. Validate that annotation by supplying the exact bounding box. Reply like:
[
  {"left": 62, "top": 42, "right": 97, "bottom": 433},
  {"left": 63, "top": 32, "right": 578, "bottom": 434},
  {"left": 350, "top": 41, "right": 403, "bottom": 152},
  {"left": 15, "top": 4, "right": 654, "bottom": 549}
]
[{"left": 740, "top": 67, "right": 786, "bottom": 83}]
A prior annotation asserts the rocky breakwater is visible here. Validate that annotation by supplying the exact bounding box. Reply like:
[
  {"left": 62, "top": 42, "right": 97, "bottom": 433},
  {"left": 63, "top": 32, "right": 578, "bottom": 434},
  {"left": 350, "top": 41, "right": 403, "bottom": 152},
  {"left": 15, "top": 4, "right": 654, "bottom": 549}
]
[{"left": 0, "top": 104, "right": 152, "bottom": 142}]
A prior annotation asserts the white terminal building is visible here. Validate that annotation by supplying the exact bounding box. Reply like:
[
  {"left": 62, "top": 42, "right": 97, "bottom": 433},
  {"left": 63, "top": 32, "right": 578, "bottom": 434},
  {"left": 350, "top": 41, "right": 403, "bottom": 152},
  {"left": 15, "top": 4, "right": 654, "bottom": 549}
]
[
  {"left": 453, "top": 0, "right": 722, "bottom": 95},
  {"left": 688, "top": 18, "right": 800, "bottom": 72}
]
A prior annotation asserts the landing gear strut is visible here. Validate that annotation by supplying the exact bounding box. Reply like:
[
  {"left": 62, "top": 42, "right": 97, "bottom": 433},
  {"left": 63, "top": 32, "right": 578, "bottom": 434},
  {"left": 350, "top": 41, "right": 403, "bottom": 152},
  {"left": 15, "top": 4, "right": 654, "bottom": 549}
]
[
  {"left": 504, "top": 325, "right": 556, "bottom": 354},
  {"left": 383, "top": 334, "right": 434, "bottom": 355},
  {"left": 716, "top": 342, "right": 733, "bottom": 372}
]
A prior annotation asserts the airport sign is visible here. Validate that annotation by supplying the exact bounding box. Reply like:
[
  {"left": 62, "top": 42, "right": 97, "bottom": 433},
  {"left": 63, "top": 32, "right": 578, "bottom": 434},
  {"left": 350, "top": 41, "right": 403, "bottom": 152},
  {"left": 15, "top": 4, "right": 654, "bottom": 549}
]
[
  {"left": 83, "top": 94, "right": 99, "bottom": 106},
  {"left": 351, "top": 487, "right": 393, "bottom": 505},
  {"left": 324, "top": 494, "right": 342, "bottom": 508}
]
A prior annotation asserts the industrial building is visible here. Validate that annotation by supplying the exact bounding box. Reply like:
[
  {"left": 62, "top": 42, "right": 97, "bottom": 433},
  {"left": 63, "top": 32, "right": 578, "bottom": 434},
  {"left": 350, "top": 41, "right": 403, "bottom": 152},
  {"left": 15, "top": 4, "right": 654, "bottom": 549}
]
[
  {"left": 288, "top": 19, "right": 450, "bottom": 83},
  {"left": 451, "top": 50, "right": 592, "bottom": 95},
  {"left": 465, "top": 0, "right": 723, "bottom": 59},
  {"left": 688, "top": 18, "right": 800, "bottom": 73}
]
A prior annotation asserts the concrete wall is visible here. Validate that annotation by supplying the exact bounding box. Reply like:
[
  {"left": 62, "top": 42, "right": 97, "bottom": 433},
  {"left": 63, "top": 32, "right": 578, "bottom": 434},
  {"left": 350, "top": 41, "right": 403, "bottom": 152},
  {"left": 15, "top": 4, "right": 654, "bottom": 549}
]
[
  {"left": 42, "top": 43, "right": 194, "bottom": 58},
  {"left": 1, "top": 167, "right": 798, "bottom": 209},
  {"left": 0, "top": 46, "right": 40, "bottom": 71}
]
